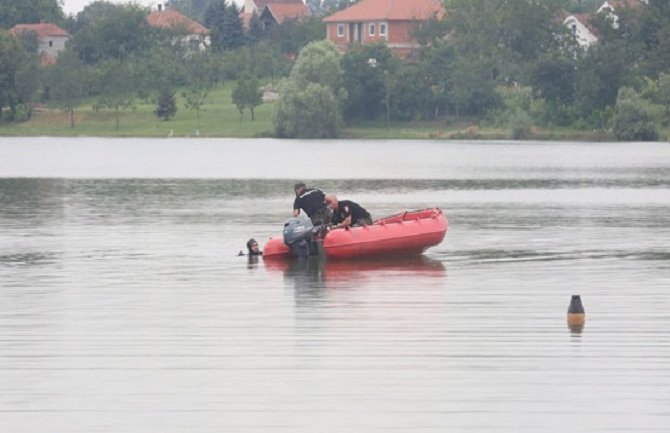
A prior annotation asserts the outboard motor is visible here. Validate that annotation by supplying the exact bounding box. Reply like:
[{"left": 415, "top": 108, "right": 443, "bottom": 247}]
[{"left": 283, "top": 213, "right": 318, "bottom": 258}]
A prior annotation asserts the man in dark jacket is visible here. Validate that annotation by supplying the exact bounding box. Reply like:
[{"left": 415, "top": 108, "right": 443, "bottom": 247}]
[
  {"left": 325, "top": 194, "right": 372, "bottom": 228},
  {"left": 293, "top": 182, "right": 331, "bottom": 226}
]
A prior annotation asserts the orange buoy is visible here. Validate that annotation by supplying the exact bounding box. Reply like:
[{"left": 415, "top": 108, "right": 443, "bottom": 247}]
[{"left": 567, "top": 295, "right": 586, "bottom": 332}]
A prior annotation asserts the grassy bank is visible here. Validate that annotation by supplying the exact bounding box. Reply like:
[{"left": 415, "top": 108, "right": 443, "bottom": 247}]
[
  {"left": 1, "top": 85, "right": 664, "bottom": 141},
  {"left": 0, "top": 86, "right": 276, "bottom": 138}
]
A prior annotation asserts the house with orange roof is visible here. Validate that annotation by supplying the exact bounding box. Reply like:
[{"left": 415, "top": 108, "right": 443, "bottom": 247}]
[
  {"left": 240, "top": 0, "right": 310, "bottom": 29},
  {"left": 323, "top": 0, "right": 444, "bottom": 57},
  {"left": 9, "top": 22, "right": 70, "bottom": 66},
  {"left": 147, "top": 5, "right": 210, "bottom": 50}
]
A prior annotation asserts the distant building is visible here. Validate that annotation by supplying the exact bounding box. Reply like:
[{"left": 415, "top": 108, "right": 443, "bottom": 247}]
[
  {"left": 323, "top": 0, "right": 445, "bottom": 58},
  {"left": 9, "top": 22, "right": 70, "bottom": 66},
  {"left": 240, "top": 0, "right": 310, "bottom": 29},
  {"left": 147, "top": 4, "right": 210, "bottom": 50},
  {"left": 562, "top": 12, "right": 599, "bottom": 48},
  {"left": 562, "top": 0, "right": 647, "bottom": 49}
]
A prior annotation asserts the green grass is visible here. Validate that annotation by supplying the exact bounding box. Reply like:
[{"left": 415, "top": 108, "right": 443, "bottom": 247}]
[
  {"left": 0, "top": 86, "right": 276, "bottom": 138},
  {"left": 2, "top": 85, "right": 667, "bottom": 141}
]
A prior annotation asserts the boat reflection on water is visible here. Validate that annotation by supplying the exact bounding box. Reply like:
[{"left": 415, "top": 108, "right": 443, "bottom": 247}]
[{"left": 264, "top": 255, "right": 447, "bottom": 292}]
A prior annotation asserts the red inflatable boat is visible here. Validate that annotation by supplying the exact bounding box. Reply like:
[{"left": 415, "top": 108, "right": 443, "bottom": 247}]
[{"left": 263, "top": 208, "right": 447, "bottom": 260}]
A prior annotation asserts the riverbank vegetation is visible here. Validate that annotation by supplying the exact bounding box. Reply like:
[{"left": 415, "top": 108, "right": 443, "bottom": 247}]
[{"left": 1, "top": 0, "right": 669, "bottom": 140}]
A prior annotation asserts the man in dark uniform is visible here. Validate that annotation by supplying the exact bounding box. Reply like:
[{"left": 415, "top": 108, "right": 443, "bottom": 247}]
[
  {"left": 325, "top": 194, "right": 372, "bottom": 228},
  {"left": 293, "top": 182, "right": 331, "bottom": 226}
]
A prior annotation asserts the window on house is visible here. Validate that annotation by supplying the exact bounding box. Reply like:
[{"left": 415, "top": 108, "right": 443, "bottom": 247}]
[
  {"left": 571, "top": 24, "right": 577, "bottom": 36},
  {"left": 369, "top": 23, "right": 376, "bottom": 36},
  {"left": 337, "top": 24, "right": 345, "bottom": 37},
  {"left": 380, "top": 23, "right": 387, "bottom": 37},
  {"left": 49, "top": 40, "right": 53, "bottom": 47}
]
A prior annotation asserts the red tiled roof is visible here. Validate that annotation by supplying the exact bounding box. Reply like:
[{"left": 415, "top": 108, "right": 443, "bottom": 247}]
[
  {"left": 323, "top": 0, "right": 444, "bottom": 23},
  {"left": 266, "top": 3, "right": 311, "bottom": 23},
  {"left": 243, "top": 0, "right": 304, "bottom": 13},
  {"left": 563, "top": 12, "right": 601, "bottom": 37},
  {"left": 606, "top": 0, "right": 644, "bottom": 9},
  {"left": 9, "top": 23, "right": 69, "bottom": 39},
  {"left": 147, "top": 9, "right": 209, "bottom": 34}
]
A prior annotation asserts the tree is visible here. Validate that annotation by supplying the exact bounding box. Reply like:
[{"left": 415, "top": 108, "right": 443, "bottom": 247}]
[
  {"left": 575, "top": 42, "right": 631, "bottom": 118},
  {"left": 419, "top": 42, "right": 456, "bottom": 119},
  {"left": 182, "top": 52, "right": 216, "bottom": 131},
  {"left": 69, "top": 3, "right": 154, "bottom": 64},
  {"left": 204, "top": 0, "right": 244, "bottom": 52},
  {"left": 0, "top": 0, "right": 64, "bottom": 29},
  {"left": 658, "top": 72, "right": 670, "bottom": 116},
  {"left": 274, "top": 40, "right": 344, "bottom": 138},
  {"left": 275, "top": 81, "right": 342, "bottom": 138},
  {"left": 449, "top": 54, "right": 501, "bottom": 118},
  {"left": 612, "top": 87, "right": 658, "bottom": 141},
  {"left": 442, "top": 0, "right": 568, "bottom": 84},
  {"left": 94, "top": 59, "right": 137, "bottom": 129},
  {"left": 531, "top": 54, "right": 576, "bottom": 106},
  {"left": 232, "top": 76, "right": 262, "bottom": 120},
  {"left": 267, "top": 17, "right": 325, "bottom": 55},
  {"left": 340, "top": 44, "right": 396, "bottom": 121},
  {"left": 246, "top": 13, "right": 265, "bottom": 45},
  {"left": 155, "top": 86, "right": 177, "bottom": 121},
  {"left": 45, "top": 50, "right": 90, "bottom": 128},
  {"left": 0, "top": 30, "right": 39, "bottom": 122}
]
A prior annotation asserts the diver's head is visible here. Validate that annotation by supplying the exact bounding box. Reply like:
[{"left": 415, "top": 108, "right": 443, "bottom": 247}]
[{"left": 246, "top": 238, "right": 261, "bottom": 255}]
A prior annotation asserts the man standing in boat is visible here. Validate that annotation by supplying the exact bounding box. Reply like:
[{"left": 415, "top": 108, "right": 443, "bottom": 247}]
[
  {"left": 293, "top": 182, "right": 331, "bottom": 226},
  {"left": 325, "top": 194, "right": 372, "bottom": 229}
]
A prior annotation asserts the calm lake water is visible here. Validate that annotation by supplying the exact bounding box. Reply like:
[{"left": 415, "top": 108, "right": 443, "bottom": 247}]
[{"left": 1, "top": 138, "right": 669, "bottom": 433}]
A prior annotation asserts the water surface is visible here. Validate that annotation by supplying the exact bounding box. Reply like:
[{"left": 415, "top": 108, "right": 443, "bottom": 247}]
[{"left": 1, "top": 139, "right": 669, "bottom": 432}]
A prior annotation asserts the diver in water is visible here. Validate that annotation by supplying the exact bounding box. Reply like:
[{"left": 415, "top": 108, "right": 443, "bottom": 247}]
[
  {"left": 238, "top": 238, "right": 263, "bottom": 257},
  {"left": 246, "top": 238, "right": 263, "bottom": 256}
]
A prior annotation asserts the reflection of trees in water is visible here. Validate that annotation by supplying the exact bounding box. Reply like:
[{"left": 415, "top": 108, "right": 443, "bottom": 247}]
[{"left": 0, "top": 179, "right": 66, "bottom": 226}]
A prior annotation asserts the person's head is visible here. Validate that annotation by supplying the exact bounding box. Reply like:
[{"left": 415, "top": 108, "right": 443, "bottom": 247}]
[
  {"left": 294, "top": 182, "right": 306, "bottom": 196},
  {"left": 246, "top": 238, "right": 260, "bottom": 255},
  {"left": 324, "top": 194, "right": 339, "bottom": 210}
]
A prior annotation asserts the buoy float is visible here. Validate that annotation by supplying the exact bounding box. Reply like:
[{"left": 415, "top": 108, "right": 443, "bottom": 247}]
[{"left": 567, "top": 295, "right": 586, "bottom": 332}]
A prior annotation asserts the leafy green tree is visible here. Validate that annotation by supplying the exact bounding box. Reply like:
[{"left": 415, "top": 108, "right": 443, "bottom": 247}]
[
  {"left": 0, "top": 0, "right": 64, "bottom": 28},
  {"left": 275, "top": 81, "right": 342, "bottom": 138},
  {"left": 658, "top": 72, "right": 670, "bottom": 116},
  {"left": 274, "top": 40, "right": 344, "bottom": 138},
  {"left": 0, "top": 30, "right": 39, "bottom": 122},
  {"left": 68, "top": 1, "right": 119, "bottom": 33},
  {"left": 531, "top": 54, "right": 576, "bottom": 106},
  {"left": 634, "top": 0, "right": 670, "bottom": 77},
  {"left": 45, "top": 50, "right": 90, "bottom": 127},
  {"left": 155, "top": 86, "right": 177, "bottom": 121},
  {"left": 419, "top": 42, "right": 456, "bottom": 118},
  {"left": 232, "top": 76, "right": 262, "bottom": 120},
  {"left": 246, "top": 13, "right": 265, "bottom": 45},
  {"left": 612, "top": 87, "right": 658, "bottom": 141},
  {"left": 389, "top": 63, "right": 430, "bottom": 122},
  {"left": 204, "top": 0, "right": 244, "bottom": 52},
  {"left": 267, "top": 16, "right": 325, "bottom": 55},
  {"left": 340, "top": 44, "right": 396, "bottom": 121},
  {"left": 443, "top": 0, "right": 568, "bottom": 83},
  {"left": 166, "top": 0, "right": 211, "bottom": 21},
  {"left": 575, "top": 42, "right": 631, "bottom": 117},
  {"left": 181, "top": 52, "right": 216, "bottom": 131},
  {"left": 69, "top": 3, "right": 154, "bottom": 64},
  {"left": 449, "top": 55, "right": 501, "bottom": 118},
  {"left": 94, "top": 59, "right": 137, "bottom": 129}
]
